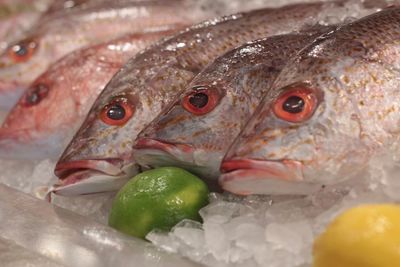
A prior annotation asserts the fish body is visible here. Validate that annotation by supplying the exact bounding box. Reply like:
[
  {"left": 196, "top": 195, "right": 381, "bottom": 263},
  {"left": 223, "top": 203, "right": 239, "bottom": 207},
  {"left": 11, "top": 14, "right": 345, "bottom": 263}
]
[
  {"left": 0, "top": 0, "right": 216, "bottom": 109},
  {"left": 220, "top": 6, "right": 400, "bottom": 195},
  {"left": 133, "top": 27, "right": 333, "bottom": 182},
  {"left": 0, "top": 29, "right": 178, "bottom": 159},
  {"left": 54, "top": 1, "right": 386, "bottom": 196}
]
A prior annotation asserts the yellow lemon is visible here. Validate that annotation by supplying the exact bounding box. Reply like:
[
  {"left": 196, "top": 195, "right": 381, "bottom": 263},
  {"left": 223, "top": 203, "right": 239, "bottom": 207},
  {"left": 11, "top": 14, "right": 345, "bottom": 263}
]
[{"left": 313, "top": 204, "right": 400, "bottom": 267}]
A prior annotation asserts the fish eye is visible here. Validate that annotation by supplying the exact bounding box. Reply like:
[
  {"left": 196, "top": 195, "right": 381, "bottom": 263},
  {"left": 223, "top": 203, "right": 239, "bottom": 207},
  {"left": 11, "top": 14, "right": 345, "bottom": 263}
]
[
  {"left": 100, "top": 97, "right": 134, "bottom": 126},
  {"left": 273, "top": 85, "right": 317, "bottom": 123},
  {"left": 23, "top": 83, "right": 49, "bottom": 107},
  {"left": 7, "top": 38, "right": 38, "bottom": 63},
  {"left": 182, "top": 85, "right": 220, "bottom": 115}
]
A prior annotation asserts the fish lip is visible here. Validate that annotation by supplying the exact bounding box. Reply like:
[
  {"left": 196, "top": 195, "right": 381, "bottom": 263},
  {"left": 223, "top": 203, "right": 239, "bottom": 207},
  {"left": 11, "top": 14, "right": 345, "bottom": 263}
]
[
  {"left": 54, "top": 158, "right": 125, "bottom": 186},
  {"left": 134, "top": 137, "right": 195, "bottom": 163},
  {"left": 220, "top": 158, "right": 304, "bottom": 180},
  {"left": 219, "top": 158, "right": 319, "bottom": 195},
  {"left": 48, "top": 158, "right": 134, "bottom": 198}
]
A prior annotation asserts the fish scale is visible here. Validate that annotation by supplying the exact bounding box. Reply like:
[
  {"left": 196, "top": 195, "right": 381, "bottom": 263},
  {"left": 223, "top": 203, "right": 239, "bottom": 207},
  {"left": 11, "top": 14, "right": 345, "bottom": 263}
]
[
  {"left": 133, "top": 27, "right": 333, "bottom": 181},
  {"left": 52, "top": 1, "right": 392, "bottom": 196},
  {"left": 0, "top": 29, "right": 179, "bottom": 159},
  {"left": 220, "top": 6, "right": 400, "bottom": 196},
  {"left": 0, "top": 0, "right": 224, "bottom": 110}
]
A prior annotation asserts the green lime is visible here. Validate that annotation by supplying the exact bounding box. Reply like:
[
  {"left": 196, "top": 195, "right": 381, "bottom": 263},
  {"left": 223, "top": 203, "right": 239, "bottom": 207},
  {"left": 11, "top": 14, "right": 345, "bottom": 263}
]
[{"left": 108, "top": 167, "right": 209, "bottom": 239}]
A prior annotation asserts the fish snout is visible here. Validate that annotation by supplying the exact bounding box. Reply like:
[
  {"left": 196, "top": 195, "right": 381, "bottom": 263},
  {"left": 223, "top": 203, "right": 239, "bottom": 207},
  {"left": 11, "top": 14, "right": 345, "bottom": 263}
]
[
  {"left": 133, "top": 137, "right": 195, "bottom": 167},
  {"left": 133, "top": 137, "right": 222, "bottom": 191},
  {"left": 220, "top": 158, "right": 319, "bottom": 195},
  {"left": 51, "top": 158, "right": 133, "bottom": 196}
]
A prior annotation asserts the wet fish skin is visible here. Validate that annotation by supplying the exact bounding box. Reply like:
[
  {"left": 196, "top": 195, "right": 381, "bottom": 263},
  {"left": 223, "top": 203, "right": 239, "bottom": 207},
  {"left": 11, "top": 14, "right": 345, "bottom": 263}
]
[
  {"left": 0, "top": 0, "right": 213, "bottom": 110},
  {"left": 0, "top": 29, "right": 178, "bottom": 159},
  {"left": 220, "top": 6, "right": 400, "bottom": 195},
  {"left": 54, "top": 1, "right": 386, "bottom": 196},
  {"left": 133, "top": 27, "right": 334, "bottom": 180}
]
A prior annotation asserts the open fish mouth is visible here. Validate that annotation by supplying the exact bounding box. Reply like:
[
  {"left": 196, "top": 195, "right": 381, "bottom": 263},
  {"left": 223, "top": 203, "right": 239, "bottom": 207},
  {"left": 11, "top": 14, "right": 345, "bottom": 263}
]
[
  {"left": 220, "top": 158, "right": 320, "bottom": 195},
  {"left": 49, "top": 159, "right": 136, "bottom": 198}
]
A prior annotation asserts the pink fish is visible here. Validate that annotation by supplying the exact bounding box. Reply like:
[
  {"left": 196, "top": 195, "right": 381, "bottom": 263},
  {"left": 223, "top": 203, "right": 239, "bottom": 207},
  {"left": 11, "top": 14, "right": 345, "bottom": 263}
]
[
  {"left": 52, "top": 1, "right": 385, "bottom": 196},
  {"left": 0, "top": 28, "right": 179, "bottom": 159},
  {"left": 220, "top": 6, "right": 400, "bottom": 195},
  {"left": 0, "top": 0, "right": 215, "bottom": 109},
  {"left": 133, "top": 27, "right": 332, "bottom": 183}
]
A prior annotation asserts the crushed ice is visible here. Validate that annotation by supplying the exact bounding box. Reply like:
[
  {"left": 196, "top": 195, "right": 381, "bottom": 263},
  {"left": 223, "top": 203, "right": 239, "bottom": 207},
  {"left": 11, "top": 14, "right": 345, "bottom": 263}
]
[{"left": 147, "top": 145, "right": 400, "bottom": 267}]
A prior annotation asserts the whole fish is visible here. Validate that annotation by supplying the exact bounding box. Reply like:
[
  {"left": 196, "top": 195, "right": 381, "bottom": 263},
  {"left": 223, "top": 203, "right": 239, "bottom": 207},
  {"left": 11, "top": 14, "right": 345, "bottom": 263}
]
[
  {"left": 133, "top": 27, "right": 333, "bottom": 183},
  {"left": 52, "top": 1, "right": 386, "bottom": 197},
  {"left": 0, "top": 29, "right": 179, "bottom": 159},
  {"left": 0, "top": 0, "right": 216, "bottom": 109},
  {"left": 220, "top": 6, "right": 400, "bottom": 196}
]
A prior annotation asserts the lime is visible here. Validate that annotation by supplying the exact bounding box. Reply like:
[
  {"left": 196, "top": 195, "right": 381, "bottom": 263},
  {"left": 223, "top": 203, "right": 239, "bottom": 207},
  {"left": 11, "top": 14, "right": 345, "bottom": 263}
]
[
  {"left": 108, "top": 167, "right": 209, "bottom": 239},
  {"left": 313, "top": 204, "right": 400, "bottom": 267}
]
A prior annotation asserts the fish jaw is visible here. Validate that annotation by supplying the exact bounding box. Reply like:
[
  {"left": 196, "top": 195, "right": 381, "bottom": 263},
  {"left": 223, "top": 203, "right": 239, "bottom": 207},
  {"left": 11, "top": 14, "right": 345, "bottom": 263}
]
[
  {"left": 51, "top": 159, "right": 138, "bottom": 196},
  {"left": 133, "top": 138, "right": 222, "bottom": 180},
  {"left": 220, "top": 158, "right": 320, "bottom": 195}
]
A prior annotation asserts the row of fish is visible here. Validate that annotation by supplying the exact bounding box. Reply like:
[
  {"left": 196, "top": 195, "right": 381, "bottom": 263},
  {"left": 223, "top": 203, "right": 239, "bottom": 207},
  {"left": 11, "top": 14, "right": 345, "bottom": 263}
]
[{"left": 0, "top": 0, "right": 399, "bottom": 198}]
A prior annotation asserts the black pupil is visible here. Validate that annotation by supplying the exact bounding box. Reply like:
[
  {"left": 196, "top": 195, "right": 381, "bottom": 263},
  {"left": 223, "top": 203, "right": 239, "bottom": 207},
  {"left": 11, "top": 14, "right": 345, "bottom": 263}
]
[
  {"left": 25, "top": 84, "right": 48, "bottom": 105},
  {"left": 282, "top": 96, "right": 305, "bottom": 114},
  {"left": 189, "top": 92, "right": 208, "bottom": 109},
  {"left": 14, "top": 44, "right": 28, "bottom": 57},
  {"left": 107, "top": 103, "right": 126, "bottom": 120}
]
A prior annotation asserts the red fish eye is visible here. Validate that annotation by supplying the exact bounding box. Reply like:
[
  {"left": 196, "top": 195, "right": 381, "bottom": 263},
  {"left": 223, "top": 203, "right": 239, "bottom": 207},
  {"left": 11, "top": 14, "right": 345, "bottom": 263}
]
[
  {"left": 23, "top": 83, "right": 49, "bottom": 107},
  {"left": 100, "top": 98, "right": 134, "bottom": 126},
  {"left": 7, "top": 38, "right": 37, "bottom": 63},
  {"left": 182, "top": 86, "right": 220, "bottom": 115},
  {"left": 273, "top": 86, "right": 317, "bottom": 123}
]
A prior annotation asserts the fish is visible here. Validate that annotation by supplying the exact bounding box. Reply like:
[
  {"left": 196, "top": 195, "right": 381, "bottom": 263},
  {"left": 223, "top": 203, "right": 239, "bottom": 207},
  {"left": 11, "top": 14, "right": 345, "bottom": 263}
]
[
  {"left": 0, "top": 29, "right": 179, "bottom": 159},
  {"left": 0, "top": 0, "right": 216, "bottom": 110},
  {"left": 0, "top": 0, "right": 101, "bottom": 54},
  {"left": 132, "top": 27, "right": 333, "bottom": 183},
  {"left": 0, "top": 0, "right": 52, "bottom": 52},
  {"left": 52, "top": 1, "right": 386, "bottom": 197},
  {"left": 220, "top": 6, "right": 400, "bottom": 196}
]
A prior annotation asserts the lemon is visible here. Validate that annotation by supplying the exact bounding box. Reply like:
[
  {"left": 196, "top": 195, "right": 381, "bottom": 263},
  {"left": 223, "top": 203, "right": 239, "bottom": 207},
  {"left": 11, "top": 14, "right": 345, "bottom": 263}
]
[
  {"left": 313, "top": 204, "right": 400, "bottom": 267},
  {"left": 108, "top": 167, "right": 209, "bottom": 239}
]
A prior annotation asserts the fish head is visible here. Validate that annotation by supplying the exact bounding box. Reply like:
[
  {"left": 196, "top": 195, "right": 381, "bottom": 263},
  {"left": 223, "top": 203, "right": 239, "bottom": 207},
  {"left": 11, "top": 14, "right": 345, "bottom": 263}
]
[
  {"left": 0, "top": 25, "right": 83, "bottom": 109},
  {"left": 52, "top": 74, "right": 155, "bottom": 196},
  {"left": 133, "top": 32, "right": 320, "bottom": 181},
  {"left": 134, "top": 79, "right": 236, "bottom": 179},
  {"left": 134, "top": 58, "right": 279, "bottom": 180},
  {"left": 0, "top": 46, "right": 113, "bottom": 159},
  {"left": 220, "top": 16, "right": 400, "bottom": 195}
]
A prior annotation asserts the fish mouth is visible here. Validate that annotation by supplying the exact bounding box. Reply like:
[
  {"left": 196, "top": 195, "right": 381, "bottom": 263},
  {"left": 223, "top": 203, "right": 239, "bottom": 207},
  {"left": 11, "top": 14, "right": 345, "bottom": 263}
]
[
  {"left": 135, "top": 138, "right": 194, "bottom": 157},
  {"left": 220, "top": 158, "right": 320, "bottom": 195},
  {"left": 50, "top": 158, "right": 136, "bottom": 197},
  {"left": 133, "top": 138, "right": 221, "bottom": 178},
  {"left": 134, "top": 138, "right": 195, "bottom": 166}
]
